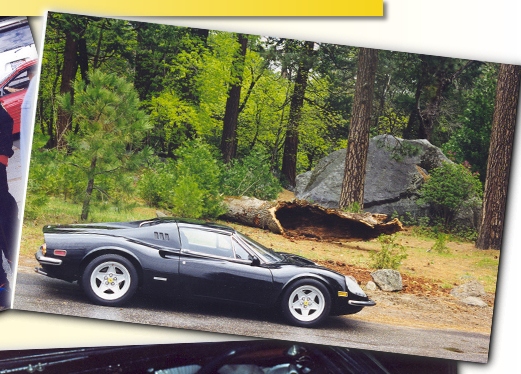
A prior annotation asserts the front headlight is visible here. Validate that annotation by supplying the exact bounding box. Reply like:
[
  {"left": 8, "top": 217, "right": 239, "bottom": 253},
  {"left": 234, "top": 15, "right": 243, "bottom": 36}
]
[{"left": 345, "top": 276, "right": 367, "bottom": 297}]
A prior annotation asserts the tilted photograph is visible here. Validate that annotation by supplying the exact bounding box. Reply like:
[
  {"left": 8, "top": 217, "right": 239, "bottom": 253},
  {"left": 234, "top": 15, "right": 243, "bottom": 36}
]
[
  {"left": 14, "top": 12, "right": 520, "bottom": 363},
  {"left": 0, "top": 16, "right": 38, "bottom": 310}
]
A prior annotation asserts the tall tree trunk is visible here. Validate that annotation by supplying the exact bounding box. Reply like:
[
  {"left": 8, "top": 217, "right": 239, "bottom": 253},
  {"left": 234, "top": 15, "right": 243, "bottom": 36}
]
[
  {"left": 476, "top": 64, "right": 521, "bottom": 250},
  {"left": 221, "top": 34, "right": 248, "bottom": 163},
  {"left": 281, "top": 41, "right": 315, "bottom": 187},
  {"left": 81, "top": 156, "right": 98, "bottom": 221},
  {"left": 339, "top": 48, "right": 379, "bottom": 209},
  {"left": 56, "top": 28, "right": 80, "bottom": 149}
]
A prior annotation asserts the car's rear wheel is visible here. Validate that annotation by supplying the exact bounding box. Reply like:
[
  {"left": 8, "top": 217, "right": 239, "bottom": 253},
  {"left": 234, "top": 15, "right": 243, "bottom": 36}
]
[
  {"left": 82, "top": 254, "right": 138, "bottom": 306},
  {"left": 281, "top": 279, "right": 331, "bottom": 327}
]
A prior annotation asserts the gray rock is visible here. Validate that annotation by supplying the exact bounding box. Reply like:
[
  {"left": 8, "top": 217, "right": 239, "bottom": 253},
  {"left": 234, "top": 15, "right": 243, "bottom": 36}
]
[
  {"left": 450, "top": 280, "right": 486, "bottom": 299},
  {"left": 371, "top": 269, "right": 403, "bottom": 292},
  {"left": 460, "top": 296, "right": 488, "bottom": 308},
  {"left": 296, "top": 135, "right": 448, "bottom": 216},
  {"left": 295, "top": 134, "right": 479, "bottom": 227},
  {"left": 365, "top": 281, "right": 378, "bottom": 291}
]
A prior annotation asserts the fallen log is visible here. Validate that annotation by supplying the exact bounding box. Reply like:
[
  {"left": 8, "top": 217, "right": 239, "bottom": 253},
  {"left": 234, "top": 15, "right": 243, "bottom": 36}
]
[{"left": 221, "top": 197, "right": 403, "bottom": 240}]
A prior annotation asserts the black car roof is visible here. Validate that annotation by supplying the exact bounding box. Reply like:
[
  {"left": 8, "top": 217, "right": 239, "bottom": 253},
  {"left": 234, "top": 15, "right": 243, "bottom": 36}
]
[{"left": 175, "top": 218, "right": 236, "bottom": 234}]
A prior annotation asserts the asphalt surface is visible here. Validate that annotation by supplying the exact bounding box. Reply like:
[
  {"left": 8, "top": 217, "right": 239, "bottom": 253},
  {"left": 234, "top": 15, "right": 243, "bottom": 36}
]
[{"left": 14, "top": 269, "right": 491, "bottom": 363}]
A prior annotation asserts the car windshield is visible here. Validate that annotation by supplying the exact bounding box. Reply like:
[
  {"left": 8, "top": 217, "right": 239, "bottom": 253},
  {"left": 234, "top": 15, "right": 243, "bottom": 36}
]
[
  {"left": 0, "top": 22, "right": 34, "bottom": 53},
  {"left": 237, "top": 232, "right": 284, "bottom": 263}
]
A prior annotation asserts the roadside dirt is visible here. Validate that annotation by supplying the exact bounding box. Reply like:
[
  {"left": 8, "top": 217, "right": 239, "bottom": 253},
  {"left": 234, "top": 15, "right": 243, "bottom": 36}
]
[{"left": 315, "top": 259, "right": 494, "bottom": 334}]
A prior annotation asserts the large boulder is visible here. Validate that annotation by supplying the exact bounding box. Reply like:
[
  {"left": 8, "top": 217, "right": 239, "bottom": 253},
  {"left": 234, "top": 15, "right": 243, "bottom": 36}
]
[{"left": 295, "top": 135, "right": 450, "bottom": 219}]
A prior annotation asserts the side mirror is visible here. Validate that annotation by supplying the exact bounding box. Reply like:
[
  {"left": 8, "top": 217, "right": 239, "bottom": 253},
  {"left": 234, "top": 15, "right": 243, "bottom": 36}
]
[{"left": 250, "top": 256, "right": 261, "bottom": 266}]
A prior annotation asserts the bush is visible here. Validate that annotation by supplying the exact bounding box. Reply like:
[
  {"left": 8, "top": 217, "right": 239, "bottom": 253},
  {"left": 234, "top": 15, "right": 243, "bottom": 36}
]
[
  {"left": 370, "top": 234, "right": 408, "bottom": 270},
  {"left": 431, "top": 233, "right": 450, "bottom": 254},
  {"left": 138, "top": 141, "right": 225, "bottom": 219},
  {"left": 221, "top": 150, "right": 282, "bottom": 200},
  {"left": 137, "top": 158, "right": 177, "bottom": 208},
  {"left": 418, "top": 162, "right": 482, "bottom": 227}
]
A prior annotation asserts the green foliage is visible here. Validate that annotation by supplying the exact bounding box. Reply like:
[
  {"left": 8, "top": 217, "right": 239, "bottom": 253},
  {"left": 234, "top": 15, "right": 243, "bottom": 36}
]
[
  {"left": 221, "top": 150, "right": 282, "bottom": 200},
  {"left": 62, "top": 70, "right": 150, "bottom": 220},
  {"left": 418, "top": 162, "right": 482, "bottom": 227},
  {"left": 370, "top": 234, "right": 408, "bottom": 270},
  {"left": 376, "top": 136, "right": 421, "bottom": 162},
  {"left": 169, "top": 175, "right": 206, "bottom": 218},
  {"left": 442, "top": 64, "right": 498, "bottom": 182},
  {"left": 137, "top": 159, "right": 176, "bottom": 208},
  {"left": 138, "top": 141, "right": 225, "bottom": 219},
  {"left": 173, "top": 140, "right": 225, "bottom": 218},
  {"left": 342, "top": 201, "right": 363, "bottom": 213},
  {"left": 431, "top": 233, "right": 450, "bottom": 254}
]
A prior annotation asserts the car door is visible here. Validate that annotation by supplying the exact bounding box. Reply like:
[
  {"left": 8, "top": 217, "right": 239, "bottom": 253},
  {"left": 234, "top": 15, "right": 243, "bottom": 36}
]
[
  {"left": 178, "top": 227, "right": 274, "bottom": 306},
  {"left": 128, "top": 221, "right": 182, "bottom": 295}
]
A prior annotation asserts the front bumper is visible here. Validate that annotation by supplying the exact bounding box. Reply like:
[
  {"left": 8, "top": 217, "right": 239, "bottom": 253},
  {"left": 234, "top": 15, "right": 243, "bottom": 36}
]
[
  {"left": 333, "top": 294, "right": 376, "bottom": 316},
  {"left": 348, "top": 299, "right": 376, "bottom": 307}
]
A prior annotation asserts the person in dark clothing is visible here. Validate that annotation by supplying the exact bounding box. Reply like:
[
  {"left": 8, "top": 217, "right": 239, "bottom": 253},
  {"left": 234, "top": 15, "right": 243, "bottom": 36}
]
[{"left": 0, "top": 101, "right": 19, "bottom": 309}]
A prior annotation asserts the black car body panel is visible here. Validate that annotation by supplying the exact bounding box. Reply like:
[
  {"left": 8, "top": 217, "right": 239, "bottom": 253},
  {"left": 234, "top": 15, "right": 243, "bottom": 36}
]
[
  {"left": 35, "top": 218, "right": 374, "bottom": 325},
  {"left": 0, "top": 340, "right": 458, "bottom": 374}
]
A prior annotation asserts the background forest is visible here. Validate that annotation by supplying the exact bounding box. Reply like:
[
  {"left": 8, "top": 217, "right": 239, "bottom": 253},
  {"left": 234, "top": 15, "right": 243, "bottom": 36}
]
[{"left": 27, "top": 13, "right": 505, "bottom": 243}]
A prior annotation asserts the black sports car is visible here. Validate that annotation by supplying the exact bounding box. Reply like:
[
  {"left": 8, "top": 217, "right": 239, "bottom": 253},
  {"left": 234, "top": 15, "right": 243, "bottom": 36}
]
[{"left": 35, "top": 218, "right": 375, "bottom": 327}]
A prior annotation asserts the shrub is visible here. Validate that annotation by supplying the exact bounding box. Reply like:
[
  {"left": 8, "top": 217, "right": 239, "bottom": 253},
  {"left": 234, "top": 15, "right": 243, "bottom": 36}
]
[
  {"left": 138, "top": 141, "right": 225, "bottom": 219},
  {"left": 418, "top": 162, "right": 482, "bottom": 227},
  {"left": 370, "top": 234, "right": 408, "bottom": 270},
  {"left": 431, "top": 233, "right": 450, "bottom": 254},
  {"left": 221, "top": 149, "right": 282, "bottom": 200},
  {"left": 137, "top": 159, "right": 176, "bottom": 208}
]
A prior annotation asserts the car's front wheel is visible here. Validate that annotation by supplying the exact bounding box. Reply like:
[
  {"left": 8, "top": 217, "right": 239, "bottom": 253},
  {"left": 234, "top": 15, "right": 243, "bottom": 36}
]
[
  {"left": 281, "top": 279, "right": 331, "bottom": 327},
  {"left": 82, "top": 254, "right": 138, "bottom": 306}
]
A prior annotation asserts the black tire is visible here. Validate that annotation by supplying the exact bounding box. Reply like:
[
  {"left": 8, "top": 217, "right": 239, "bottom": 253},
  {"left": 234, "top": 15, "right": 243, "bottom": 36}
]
[
  {"left": 281, "top": 279, "right": 331, "bottom": 327},
  {"left": 81, "top": 254, "right": 138, "bottom": 306}
]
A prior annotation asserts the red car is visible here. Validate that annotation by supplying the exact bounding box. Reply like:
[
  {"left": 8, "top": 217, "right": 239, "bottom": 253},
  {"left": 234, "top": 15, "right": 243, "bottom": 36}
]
[{"left": 0, "top": 59, "right": 37, "bottom": 134}]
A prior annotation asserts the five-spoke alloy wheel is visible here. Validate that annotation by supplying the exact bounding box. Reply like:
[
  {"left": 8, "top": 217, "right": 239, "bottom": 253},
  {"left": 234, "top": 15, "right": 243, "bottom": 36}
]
[
  {"left": 282, "top": 279, "right": 331, "bottom": 327},
  {"left": 82, "top": 254, "right": 138, "bottom": 306}
]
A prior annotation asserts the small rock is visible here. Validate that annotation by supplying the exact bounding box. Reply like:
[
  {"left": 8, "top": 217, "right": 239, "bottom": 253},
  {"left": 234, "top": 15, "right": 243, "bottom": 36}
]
[
  {"left": 365, "top": 281, "right": 378, "bottom": 291},
  {"left": 450, "top": 280, "right": 486, "bottom": 299},
  {"left": 371, "top": 269, "right": 403, "bottom": 292}
]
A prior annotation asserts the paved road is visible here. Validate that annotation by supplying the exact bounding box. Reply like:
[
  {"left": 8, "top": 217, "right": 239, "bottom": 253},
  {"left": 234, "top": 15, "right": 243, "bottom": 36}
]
[{"left": 14, "top": 269, "right": 490, "bottom": 363}]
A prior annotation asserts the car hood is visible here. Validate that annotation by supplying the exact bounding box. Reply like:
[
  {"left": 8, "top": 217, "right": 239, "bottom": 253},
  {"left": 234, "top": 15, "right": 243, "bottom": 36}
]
[{"left": 276, "top": 252, "right": 319, "bottom": 266}]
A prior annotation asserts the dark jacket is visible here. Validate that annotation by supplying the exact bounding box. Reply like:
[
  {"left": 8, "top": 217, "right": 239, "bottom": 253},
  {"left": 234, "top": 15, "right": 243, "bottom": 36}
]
[{"left": 0, "top": 102, "right": 14, "bottom": 158}]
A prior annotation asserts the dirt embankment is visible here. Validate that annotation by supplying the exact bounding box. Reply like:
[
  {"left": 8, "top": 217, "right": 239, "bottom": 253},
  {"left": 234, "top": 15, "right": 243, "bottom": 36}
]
[{"left": 316, "top": 259, "right": 494, "bottom": 334}]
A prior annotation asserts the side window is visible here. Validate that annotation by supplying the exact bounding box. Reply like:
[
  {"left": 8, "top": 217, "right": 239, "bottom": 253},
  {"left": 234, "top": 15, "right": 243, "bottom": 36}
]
[
  {"left": 180, "top": 228, "right": 233, "bottom": 258},
  {"left": 5, "top": 69, "right": 30, "bottom": 94},
  {"left": 233, "top": 239, "right": 253, "bottom": 261}
]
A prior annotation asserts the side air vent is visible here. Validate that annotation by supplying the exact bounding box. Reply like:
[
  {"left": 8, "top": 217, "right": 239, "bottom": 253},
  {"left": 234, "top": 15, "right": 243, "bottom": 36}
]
[{"left": 154, "top": 232, "right": 170, "bottom": 241}]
